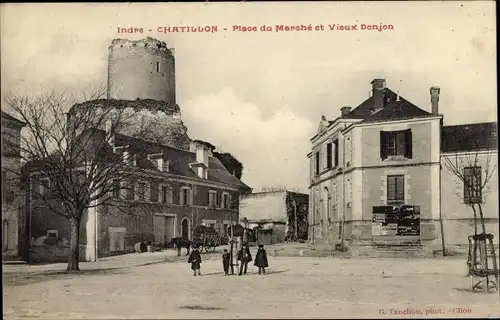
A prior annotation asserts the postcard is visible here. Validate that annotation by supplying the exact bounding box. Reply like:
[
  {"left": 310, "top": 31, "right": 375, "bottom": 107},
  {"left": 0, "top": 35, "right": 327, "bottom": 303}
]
[{"left": 1, "top": 2, "right": 498, "bottom": 319}]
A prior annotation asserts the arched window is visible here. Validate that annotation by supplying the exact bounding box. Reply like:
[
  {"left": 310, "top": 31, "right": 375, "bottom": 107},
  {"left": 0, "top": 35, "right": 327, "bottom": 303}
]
[{"left": 181, "top": 218, "right": 190, "bottom": 240}]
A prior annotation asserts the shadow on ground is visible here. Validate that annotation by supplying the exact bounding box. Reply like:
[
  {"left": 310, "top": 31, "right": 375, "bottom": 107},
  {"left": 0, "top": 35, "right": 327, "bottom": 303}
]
[
  {"left": 3, "top": 267, "right": 128, "bottom": 287},
  {"left": 179, "top": 305, "right": 225, "bottom": 311}
]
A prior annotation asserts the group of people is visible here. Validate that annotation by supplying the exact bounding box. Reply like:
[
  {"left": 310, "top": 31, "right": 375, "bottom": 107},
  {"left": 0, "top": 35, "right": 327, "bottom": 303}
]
[{"left": 187, "top": 243, "right": 269, "bottom": 276}]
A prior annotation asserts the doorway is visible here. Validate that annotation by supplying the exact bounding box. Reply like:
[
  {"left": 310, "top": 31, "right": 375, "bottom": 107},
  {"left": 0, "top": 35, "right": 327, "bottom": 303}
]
[
  {"left": 181, "top": 218, "right": 190, "bottom": 240},
  {"left": 155, "top": 215, "right": 176, "bottom": 245}
]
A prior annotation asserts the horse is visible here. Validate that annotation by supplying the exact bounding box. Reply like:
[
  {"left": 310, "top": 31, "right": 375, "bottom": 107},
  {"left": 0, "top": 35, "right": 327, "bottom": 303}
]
[{"left": 170, "top": 237, "right": 192, "bottom": 256}]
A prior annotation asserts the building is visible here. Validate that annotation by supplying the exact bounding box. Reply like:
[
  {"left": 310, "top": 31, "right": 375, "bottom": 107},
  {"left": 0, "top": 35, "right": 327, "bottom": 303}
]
[
  {"left": 1, "top": 111, "right": 25, "bottom": 260},
  {"left": 308, "top": 78, "right": 497, "bottom": 255},
  {"left": 239, "top": 191, "right": 309, "bottom": 245},
  {"left": 20, "top": 37, "right": 251, "bottom": 263},
  {"left": 24, "top": 131, "right": 251, "bottom": 262}
]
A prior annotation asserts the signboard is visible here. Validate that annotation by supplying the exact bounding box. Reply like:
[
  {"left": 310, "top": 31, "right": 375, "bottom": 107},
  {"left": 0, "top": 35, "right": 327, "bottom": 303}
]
[{"left": 372, "top": 205, "right": 420, "bottom": 236}]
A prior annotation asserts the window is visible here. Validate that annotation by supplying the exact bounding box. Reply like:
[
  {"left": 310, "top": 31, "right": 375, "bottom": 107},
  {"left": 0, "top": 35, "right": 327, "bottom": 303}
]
[
  {"left": 464, "top": 166, "right": 482, "bottom": 204},
  {"left": 160, "top": 185, "right": 173, "bottom": 203},
  {"left": 112, "top": 179, "right": 120, "bottom": 199},
  {"left": 380, "top": 129, "right": 412, "bottom": 160},
  {"left": 181, "top": 188, "right": 191, "bottom": 206},
  {"left": 209, "top": 191, "right": 217, "bottom": 208},
  {"left": 38, "top": 177, "right": 50, "bottom": 197},
  {"left": 1, "top": 170, "right": 13, "bottom": 204},
  {"left": 387, "top": 175, "right": 405, "bottom": 204},
  {"left": 315, "top": 151, "right": 320, "bottom": 175},
  {"left": 326, "top": 143, "right": 333, "bottom": 169},
  {"left": 221, "top": 193, "right": 230, "bottom": 209},
  {"left": 156, "top": 61, "right": 160, "bottom": 73},
  {"left": 333, "top": 140, "right": 339, "bottom": 167},
  {"left": 136, "top": 181, "right": 148, "bottom": 201}
]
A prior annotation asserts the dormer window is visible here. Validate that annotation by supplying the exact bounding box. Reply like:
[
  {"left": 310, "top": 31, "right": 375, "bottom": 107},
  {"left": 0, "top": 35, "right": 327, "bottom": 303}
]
[{"left": 147, "top": 153, "right": 168, "bottom": 172}]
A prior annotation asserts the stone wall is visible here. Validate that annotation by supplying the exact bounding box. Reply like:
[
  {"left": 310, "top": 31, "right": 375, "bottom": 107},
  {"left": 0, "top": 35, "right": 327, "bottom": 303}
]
[{"left": 69, "top": 99, "right": 191, "bottom": 150}]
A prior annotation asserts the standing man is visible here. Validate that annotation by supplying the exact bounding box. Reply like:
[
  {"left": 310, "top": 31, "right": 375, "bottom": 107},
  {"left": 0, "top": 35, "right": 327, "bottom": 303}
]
[{"left": 237, "top": 243, "right": 252, "bottom": 276}]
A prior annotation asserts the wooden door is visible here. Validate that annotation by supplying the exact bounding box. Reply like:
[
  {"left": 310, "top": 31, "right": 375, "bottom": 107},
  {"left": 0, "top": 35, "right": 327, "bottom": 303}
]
[{"left": 155, "top": 215, "right": 166, "bottom": 244}]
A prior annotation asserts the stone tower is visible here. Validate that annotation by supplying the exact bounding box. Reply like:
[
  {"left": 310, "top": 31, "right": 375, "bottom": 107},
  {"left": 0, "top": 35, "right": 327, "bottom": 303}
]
[
  {"left": 107, "top": 37, "right": 176, "bottom": 104},
  {"left": 70, "top": 37, "right": 190, "bottom": 150}
]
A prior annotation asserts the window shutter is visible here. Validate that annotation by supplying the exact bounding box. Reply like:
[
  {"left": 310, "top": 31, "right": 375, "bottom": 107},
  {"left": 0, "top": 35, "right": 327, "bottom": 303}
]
[
  {"left": 380, "top": 131, "right": 388, "bottom": 160},
  {"left": 334, "top": 140, "right": 339, "bottom": 166},
  {"left": 404, "top": 129, "right": 412, "bottom": 159}
]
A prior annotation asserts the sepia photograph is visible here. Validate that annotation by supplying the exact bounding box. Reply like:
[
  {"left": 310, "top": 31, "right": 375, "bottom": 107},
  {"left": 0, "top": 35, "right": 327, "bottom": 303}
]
[{"left": 1, "top": 2, "right": 498, "bottom": 319}]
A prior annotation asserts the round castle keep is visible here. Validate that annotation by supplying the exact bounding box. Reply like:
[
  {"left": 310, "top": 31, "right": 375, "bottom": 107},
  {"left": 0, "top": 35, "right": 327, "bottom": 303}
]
[
  {"left": 107, "top": 37, "right": 176, "bottom": 104},
  {"left": 69, "top": 37, "right": 191, "bottom": 150}
]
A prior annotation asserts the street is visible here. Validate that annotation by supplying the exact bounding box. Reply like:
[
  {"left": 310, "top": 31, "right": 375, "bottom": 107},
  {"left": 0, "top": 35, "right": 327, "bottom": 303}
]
[{"left": 3, "top": 249, "right": 500, "bottom": 319}]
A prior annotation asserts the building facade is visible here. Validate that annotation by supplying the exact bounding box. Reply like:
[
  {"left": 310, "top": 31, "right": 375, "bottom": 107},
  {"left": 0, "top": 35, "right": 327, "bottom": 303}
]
[
  {"left": 239, "top": 191, "right": 309, "bottom": 245},
  {"left": 308, "top": 79, "right": 497, "bottom": 255},
  {"left": 1, "top": 111, "right": 25, "bottom": 259},
  {"left": 25, "top": 131, "right": 251, "bottom": 263}
]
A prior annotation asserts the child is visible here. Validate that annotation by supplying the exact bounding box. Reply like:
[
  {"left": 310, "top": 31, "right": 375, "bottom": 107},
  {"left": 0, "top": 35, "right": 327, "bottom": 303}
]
[
  {"left": 254, "top": 244, "right": 269, "bottom": 275},
  {"left": 187, "top": 245, "right": 202, "bottom": 276},
  {"left": 222, "top": 249, "right": 231, "bottom": 275}
]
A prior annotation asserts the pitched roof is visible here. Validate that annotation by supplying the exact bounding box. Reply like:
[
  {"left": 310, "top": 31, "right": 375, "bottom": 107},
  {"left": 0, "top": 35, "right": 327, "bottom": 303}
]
[
  {"left": 441, "top": 122, "right": 497, "bottom": 153},
  {"left": 344, "top": 88, "right": 434, "bottom": 123},
  {"left": 1, "top": 111, "right": 25, "bottom": 126},
  {"left": 110, "top": 130, "right": 251, "bottom": 190}
]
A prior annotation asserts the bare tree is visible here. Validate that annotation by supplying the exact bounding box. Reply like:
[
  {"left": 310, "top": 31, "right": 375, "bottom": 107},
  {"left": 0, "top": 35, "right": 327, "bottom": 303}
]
[
  {"left": 442, "top": 150, "right": 497, "bottom": 236},
  {"left": 4, "top": 87, "right": 161, "bottom": 272},
  {"left": 260, "top": 185, "right": 301, "bottom": 193}
]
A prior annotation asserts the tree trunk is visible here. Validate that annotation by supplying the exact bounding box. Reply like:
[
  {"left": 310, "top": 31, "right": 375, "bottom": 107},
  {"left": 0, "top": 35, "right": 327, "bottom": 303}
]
[
  {"left": 67, "top": 218, "right": 81, "bottom": 272},
  {"left": 477, "top": 204, "right": 487, "bottom": 235},
  {"left": 471, "top": 204, "right": 478, "bottom": 235}
]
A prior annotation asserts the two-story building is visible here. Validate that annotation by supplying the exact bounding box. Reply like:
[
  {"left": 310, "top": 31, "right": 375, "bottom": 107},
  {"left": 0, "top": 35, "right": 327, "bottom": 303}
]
[
  {"left": 1, "top": 111, "right": 26, "bottom": 260},
  {"left": 24, "top": 128, "right": 251, "bottom": 263},
  {"left": 308, "top": 79, "right": 497, "bottom": 255}
]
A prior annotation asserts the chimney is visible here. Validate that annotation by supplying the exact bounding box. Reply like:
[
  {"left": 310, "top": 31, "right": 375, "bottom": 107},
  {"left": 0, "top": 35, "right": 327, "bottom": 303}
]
[
  {"left": 340, "top": 106, "right": 352, "bottom": 117},
  {"left": 430, "top": 86, "right": 440, "bottom": 115},
  {"left": 371, "top": 79, "right": 386, "bottom": 111}
]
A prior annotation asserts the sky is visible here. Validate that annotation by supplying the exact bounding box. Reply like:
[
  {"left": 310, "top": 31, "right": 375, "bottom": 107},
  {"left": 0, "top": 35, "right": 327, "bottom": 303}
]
[{"left": 1, "top": 2, "right": 497, "bottom": 193}]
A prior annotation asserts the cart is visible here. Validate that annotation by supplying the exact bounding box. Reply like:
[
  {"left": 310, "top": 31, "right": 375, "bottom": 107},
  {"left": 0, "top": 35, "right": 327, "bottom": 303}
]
[{"left": 192, "top": 225, "right": 221, "bottom": 253}]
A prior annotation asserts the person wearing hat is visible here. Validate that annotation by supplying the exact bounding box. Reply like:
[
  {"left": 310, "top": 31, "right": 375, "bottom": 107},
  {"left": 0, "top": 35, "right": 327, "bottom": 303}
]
[
  {"left": 187, "top": 245, "right": 202, "bottom": 276},
  {"left": 254, "top": 244, "right": 269, "bottom": 275},
  {"left": 237, "top": 243, "right": 252, "bottom": 276}
]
